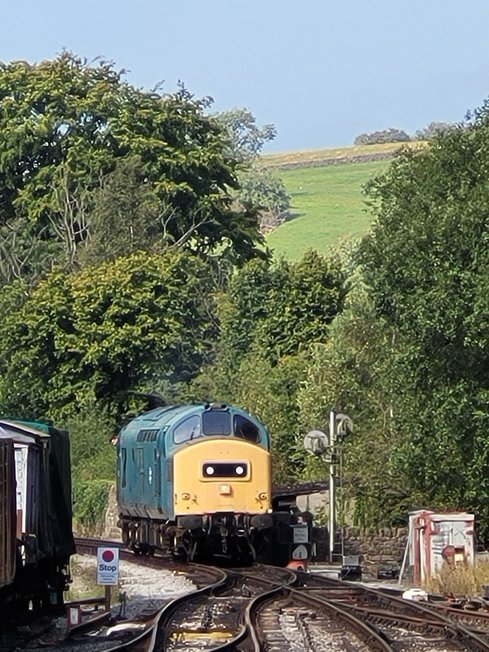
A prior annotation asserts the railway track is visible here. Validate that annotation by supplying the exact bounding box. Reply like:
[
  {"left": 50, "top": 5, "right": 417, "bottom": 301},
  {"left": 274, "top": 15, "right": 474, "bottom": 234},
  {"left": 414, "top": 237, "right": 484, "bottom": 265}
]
[
  {"left": 294, "top": 571, "right": 489, "bottom": 651},
  {"left": 10, "top": 538, "right": 489, "bottom": 651}
]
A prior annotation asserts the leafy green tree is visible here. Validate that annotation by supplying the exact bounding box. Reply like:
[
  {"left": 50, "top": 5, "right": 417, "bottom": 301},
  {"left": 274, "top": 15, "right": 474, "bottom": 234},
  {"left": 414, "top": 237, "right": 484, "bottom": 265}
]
[
  {"left": 297, "top": 281, "right": 413, "bottom": 526},
  {"left": 213, "top": 107, "right": 277, "bottom": 162},
  {"left": 218, "top": 249, "right": 347, "bottom": 365},
  {"left": 236, "top": 163, "right": 290, "bottom": 221},
  {"left": 77, "top": 156, "right": 165, "bottom": 266},
  {"left": 190, "top": 249, "right": 348, "bottom": 481},
  {"left": 354, "top": 128, "right": 410, "bottom": 145},
  {"left": 0, "top": 250, "right": 217, "bottom": 421},
  {"left": 214, "top": 107, "right": 290, "bottom": 230},
  {"left": 66, "top": 403, "right": 117, "bottom": 531},
  {"left": 0, "top": 53, "right": 263, "bottom": 284},
  {"left": 414, "top": 121, "right": 455, "bottom": 140},
  {"left": 360, "top": 111, "right": 489, "bottom": 535}
]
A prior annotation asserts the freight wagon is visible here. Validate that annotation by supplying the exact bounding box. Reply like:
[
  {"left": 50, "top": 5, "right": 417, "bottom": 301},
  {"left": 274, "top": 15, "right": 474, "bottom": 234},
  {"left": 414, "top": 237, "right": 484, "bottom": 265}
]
[{"left": 0, "top": 419, "right": 75, "bottom": 613}]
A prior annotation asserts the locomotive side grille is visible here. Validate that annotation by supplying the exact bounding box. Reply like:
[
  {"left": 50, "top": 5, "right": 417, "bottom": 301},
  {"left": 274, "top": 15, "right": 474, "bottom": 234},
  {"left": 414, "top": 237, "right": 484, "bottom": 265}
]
[{"left": 137, "top": 429, "right": 159, "bottom": 442}]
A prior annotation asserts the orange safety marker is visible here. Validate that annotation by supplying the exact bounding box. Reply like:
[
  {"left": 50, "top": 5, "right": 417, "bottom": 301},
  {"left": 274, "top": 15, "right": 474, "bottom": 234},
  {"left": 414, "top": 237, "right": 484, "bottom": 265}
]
[{"left": 287, "top": 560, "right": 308, "bottom": 572}]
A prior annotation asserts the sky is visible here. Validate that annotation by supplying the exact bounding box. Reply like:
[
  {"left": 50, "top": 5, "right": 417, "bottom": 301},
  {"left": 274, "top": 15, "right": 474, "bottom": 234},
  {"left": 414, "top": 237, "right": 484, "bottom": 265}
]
[{"left": 1, "top": 1, "right": 489, "bottom": 153}]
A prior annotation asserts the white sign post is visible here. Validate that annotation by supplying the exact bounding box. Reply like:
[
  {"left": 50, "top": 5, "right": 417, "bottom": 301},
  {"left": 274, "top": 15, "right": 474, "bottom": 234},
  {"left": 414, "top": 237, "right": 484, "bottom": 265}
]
[{"left": 97, "top": 547, "right": 119, "bottom": 610}]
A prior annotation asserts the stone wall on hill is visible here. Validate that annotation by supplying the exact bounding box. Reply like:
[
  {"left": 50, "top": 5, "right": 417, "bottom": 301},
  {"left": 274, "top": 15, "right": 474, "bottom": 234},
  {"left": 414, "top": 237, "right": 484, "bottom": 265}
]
[{"left": 264, "top": 150, "right": 397, "bottom": 171}]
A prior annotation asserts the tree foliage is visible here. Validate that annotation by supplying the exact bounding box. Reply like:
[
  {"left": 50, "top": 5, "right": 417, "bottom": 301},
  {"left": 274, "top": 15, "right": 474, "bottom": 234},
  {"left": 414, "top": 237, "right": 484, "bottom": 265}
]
[
  {"left": 354, "top": 128, "right": 410, "bottom": 146},
  {"left": 190, "top": 250, "right": 349, "bottom": 482},
  {"left": 0, "top": 250, "right": 217, "bottom": 421},
  {"left": 215, "top": 250, "right": 348, "bottom": 369},
  {"left": 297, "top": 281, "right": 413, "bottom": 526},
  {"left": 0, "top": 53, "right": 264, "bottom": 285},
  {"left": 214, "top": 107, "right": 290, "bottom": 229},
  {"left": 213, "top": 107, "right": 277, "bottom": 162},
  {"left": 360, "top": 112, "right": 489, "bottom": 534},
  {"left": 414, "top": 121, "right": 456, "bottom": 141}
]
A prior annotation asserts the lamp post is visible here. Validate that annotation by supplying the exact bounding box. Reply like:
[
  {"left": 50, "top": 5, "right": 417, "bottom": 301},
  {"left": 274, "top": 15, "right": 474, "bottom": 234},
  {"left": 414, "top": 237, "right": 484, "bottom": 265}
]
[
  {"left": 328, "top": 410, "right": 337, "bottom": 564},
  {"left": 304, "top": 411, "right": 353, "bottom": 565}
]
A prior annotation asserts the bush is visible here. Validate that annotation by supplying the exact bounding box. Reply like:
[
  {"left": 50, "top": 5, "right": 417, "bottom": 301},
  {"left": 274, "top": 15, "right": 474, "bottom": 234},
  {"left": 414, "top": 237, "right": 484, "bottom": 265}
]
[
  {"left": 414, "top": 121, "right": 455, "bottom": 141},
  {"left": 64, "top": 404, "right": 117, "bottom": 532},
  {"left": 73, "top": 479, "right": 113, "bottom": 533},
  {"left": 354, "top": 128, "right": 411, "bottom": 146}
]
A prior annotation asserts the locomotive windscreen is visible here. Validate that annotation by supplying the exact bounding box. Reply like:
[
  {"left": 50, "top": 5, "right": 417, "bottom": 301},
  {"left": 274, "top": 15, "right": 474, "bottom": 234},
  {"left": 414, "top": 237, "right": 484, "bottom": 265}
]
[{"left": 202, "top": 411, "right": 231, "bottom": 435}]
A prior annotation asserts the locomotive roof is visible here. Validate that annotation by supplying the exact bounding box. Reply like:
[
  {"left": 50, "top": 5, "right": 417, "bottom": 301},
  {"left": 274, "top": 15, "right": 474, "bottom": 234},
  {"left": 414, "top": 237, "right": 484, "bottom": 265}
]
[{"left": 121, "top": 403, "right": 265, "bottom": 431}]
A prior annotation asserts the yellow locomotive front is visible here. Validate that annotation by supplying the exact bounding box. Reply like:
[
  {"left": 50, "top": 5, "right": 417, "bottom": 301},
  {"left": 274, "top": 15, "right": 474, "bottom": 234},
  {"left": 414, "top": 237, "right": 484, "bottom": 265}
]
[
  {"left": 174, "top": 438, "right": 271, "bottom": 515},
  {"left": 172, "top": 404, "right": 274, "bottom": 561}
]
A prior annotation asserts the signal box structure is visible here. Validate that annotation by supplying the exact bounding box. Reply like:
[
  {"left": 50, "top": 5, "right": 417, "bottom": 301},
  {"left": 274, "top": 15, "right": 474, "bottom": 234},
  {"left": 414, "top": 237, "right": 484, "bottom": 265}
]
[{"left": 407, "top": 510, "right": 475, "bottom": 583}]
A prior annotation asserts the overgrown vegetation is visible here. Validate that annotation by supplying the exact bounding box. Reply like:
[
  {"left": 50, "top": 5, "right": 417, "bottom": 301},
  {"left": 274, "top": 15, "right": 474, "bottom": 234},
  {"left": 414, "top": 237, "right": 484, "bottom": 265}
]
[{"left": 424, "top": 562, "right": 489, "bottom": 598}]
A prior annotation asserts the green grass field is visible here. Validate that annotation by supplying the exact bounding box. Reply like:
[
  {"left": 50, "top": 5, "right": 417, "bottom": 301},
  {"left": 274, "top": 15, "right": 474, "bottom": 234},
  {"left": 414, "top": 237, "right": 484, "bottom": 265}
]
[{"left": 265, "top": 159, "right": 390, "bottom": 261}]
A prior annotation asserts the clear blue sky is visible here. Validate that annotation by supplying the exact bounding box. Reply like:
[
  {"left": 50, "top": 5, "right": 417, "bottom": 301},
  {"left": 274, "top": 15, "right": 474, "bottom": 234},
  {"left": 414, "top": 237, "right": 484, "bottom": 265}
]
[{"left": 2, "top": 1, "right": 488, "bottom": 153}]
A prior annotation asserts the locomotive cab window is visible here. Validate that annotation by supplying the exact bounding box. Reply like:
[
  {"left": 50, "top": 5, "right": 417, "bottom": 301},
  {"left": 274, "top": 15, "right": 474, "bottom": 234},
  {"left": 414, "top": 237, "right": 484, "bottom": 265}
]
[
  {"left": 202, "top": 410, "right": 231, "bottom": 435},
  {"left": 233, "top": 415, "right": 260, "bottom": 442},
  {"left": 173, "top": 415, "right": 201, "bottom": 444}
]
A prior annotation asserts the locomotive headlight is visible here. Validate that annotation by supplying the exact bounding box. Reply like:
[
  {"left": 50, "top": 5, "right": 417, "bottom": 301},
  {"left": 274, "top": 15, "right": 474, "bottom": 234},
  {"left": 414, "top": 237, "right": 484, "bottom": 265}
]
[
  {"left": 202, "top": 461, "right": 248, "bottom": 478},
  {"left": 258, "top": 491, "right": 268, "bottom": 501},
  {"left": 182, "top": 492, "right": 191, "bottom": 500},
  {"left": 219, "top": 484, "right": 232, "bottom": 495}
]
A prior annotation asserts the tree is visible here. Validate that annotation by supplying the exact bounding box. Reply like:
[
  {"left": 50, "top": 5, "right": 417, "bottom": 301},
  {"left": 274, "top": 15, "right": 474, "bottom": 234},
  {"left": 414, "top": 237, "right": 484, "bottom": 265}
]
[
  {"left": 297, "top": 281, "right": 412, "bottom": 526},
  {"left": 213, "top": 107, "right": 277, "bottom": 162},
  {"left": 354, "top": 128, "right": 410, "bottom": 146},
  {"left": 213, "top": 250, "right": 347, "bottom": 370},
  {"left": 189, "top": 250, "right": 349, "bottom": 481},
  {"left": 0, "top": 250, "right": 218, "bottom": 421},
  {"left": 76, "top": 156, "right": 165, "bottom": 266},
  {"left": 414, "top": 121, "right": 455, "bottom": 141},
  {"left": 359, "top": 111, "right": 489, "bottom": 535},
  {"left": 214, "top": 107, "right": 290, "bottom": 230},
  {"left": 0, "top": 53, "right": 264, "bottom": 284}
]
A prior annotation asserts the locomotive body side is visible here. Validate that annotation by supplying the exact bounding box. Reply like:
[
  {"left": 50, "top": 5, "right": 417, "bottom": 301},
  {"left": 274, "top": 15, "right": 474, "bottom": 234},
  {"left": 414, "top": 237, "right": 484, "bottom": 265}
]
[{"left": 117, "top": 405, "right": 189, "bottom": 521}]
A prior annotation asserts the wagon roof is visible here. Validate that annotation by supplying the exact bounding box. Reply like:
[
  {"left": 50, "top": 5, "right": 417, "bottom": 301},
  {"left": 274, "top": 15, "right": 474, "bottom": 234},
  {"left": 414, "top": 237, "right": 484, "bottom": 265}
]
[{"left": 0, "top": 419, "right": 50, "bottom": 442}]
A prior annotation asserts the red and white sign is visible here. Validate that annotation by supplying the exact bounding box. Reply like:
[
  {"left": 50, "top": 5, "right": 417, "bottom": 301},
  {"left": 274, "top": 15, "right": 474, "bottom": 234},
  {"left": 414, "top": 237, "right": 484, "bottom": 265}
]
[{"left": 97, "top": 547, "right": 119, "bottom": 585}]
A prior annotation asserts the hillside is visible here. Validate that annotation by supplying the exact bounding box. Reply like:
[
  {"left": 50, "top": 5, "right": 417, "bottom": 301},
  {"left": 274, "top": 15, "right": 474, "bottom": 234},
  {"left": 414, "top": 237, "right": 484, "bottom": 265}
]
[{"left": 263, "top": 143, "right": 422, "bottom": 260}]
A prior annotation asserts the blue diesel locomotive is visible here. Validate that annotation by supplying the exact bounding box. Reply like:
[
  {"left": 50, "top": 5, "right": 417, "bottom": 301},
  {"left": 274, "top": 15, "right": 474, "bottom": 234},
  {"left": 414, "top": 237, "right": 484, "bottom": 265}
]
[{"left": 116, "top": 402, "right": 312, "bottom": 565}]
